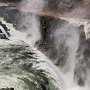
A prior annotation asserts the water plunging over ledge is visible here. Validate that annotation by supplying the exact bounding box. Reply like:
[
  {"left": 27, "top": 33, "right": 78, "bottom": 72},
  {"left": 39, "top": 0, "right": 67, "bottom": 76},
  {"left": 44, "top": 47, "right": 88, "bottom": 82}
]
[{"left": 0, "top": 0, "right": 90, "bottom": 90}]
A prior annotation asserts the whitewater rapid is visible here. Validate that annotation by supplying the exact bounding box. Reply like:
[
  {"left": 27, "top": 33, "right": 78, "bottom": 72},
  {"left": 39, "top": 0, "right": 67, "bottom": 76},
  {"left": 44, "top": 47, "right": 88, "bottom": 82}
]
[{"left": 0, "top": 39, "right": 67, "bottom": 90}]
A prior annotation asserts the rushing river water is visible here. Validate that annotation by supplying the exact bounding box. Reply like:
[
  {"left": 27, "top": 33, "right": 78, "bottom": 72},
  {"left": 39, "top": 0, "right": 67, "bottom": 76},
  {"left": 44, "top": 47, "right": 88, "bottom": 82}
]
[{"left": 0, "top": 39, "right": 67, "bottom": 90}]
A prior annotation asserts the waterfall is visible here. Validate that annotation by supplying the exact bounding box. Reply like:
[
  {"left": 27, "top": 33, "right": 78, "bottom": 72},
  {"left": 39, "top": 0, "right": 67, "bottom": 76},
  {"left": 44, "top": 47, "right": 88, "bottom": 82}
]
[
  {"left": 0, "top": 39, "right": 67, "bottom": 90},
  {"left": 0, "top": 1, "right": 66, "bottom": 89},
  {"left": 0, "top": 0, "right": 90, "bottom": 90}
]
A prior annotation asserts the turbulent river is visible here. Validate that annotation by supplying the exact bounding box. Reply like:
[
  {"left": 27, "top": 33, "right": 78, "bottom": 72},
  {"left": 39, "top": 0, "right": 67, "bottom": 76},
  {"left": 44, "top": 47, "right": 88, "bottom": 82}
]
[
  {"left": 0, "top": 39, "right": 66, "bottom": 90},
  {"left": 0, "top": 18, "right": 67, "bottom": 90}
]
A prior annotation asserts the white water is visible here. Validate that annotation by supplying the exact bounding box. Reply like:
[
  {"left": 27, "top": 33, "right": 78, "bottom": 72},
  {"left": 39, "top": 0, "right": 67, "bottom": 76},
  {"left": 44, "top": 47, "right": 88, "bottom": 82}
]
[
  {"left": 0, "top": 1, "right": 67, "bottom": 89},
  {"left": 0, "top": 39, "right": 66, "bottom": 90},
  {"left": 53, "top": 23, "right": 80, "bottom": 87},
  {"left": 19, "top": 14, "right": 41, "bottom": 46}
]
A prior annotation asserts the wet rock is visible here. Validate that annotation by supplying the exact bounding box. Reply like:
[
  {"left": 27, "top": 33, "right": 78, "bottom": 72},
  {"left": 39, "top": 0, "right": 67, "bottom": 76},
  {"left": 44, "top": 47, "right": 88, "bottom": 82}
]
[{"left": 0, "top": 88, "right": 14, "bottom": 90}]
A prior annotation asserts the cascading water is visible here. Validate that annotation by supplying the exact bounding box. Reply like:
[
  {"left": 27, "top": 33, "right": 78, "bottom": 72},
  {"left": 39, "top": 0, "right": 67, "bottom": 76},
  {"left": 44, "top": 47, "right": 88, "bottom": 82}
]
[
  {"left": 0, "top": 39, "right": 66, "bottom": 90},
  {"left": 0, "top": 1, "right": 67, "bottom": 89},
  {"left": 0, "top": 0, "right": 90, "bottom": 90},
  {"left": 53, "top": 23, "right": 80, "bottom": 87},
  {"left": 0, "top": 18, "right": 66, "bottom": 90}
]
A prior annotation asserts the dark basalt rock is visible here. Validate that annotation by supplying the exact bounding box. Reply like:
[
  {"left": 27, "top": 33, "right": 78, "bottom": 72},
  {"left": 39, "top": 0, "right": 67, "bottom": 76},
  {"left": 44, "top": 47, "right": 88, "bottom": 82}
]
[
  {"left": 0, "top": 21, "right": 10, "bottom": 39},
  {"left": 0, "top": 88, "right": 14, "bottom": 90}
]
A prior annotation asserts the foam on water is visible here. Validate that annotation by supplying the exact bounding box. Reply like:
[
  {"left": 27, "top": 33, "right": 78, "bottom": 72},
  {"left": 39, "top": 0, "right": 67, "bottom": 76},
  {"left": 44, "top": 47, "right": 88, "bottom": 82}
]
[{"left": 0, "top": 39, "right": 67, "bottom": 90}]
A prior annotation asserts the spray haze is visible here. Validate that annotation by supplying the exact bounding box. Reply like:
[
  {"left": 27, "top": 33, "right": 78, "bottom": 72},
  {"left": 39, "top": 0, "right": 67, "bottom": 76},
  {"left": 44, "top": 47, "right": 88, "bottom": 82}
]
[
  {"left": 52, "top": 23, "right": 80, "bottom": 87},
  {"left": 18, "top": 14, "right": 41, "bottom": 46},
  {"left": 17, "top": 0, "right": 45, "bottom": 46},
  {"left": 19, "top": 0, "right": 45, "bottom": 13}
]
